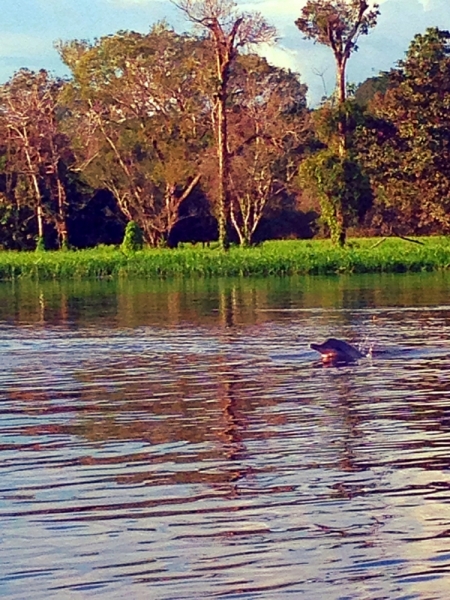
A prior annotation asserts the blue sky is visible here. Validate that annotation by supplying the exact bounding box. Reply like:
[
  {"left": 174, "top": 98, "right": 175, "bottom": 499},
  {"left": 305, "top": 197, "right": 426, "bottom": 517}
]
[{"left": 1, "top": 0, "right": 450, "bottom": 105}]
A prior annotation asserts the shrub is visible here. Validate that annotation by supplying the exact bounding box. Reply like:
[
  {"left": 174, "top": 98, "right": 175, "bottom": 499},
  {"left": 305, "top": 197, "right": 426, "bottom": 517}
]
[{"left": 121, "top": 221, "right": 143, "bottom": 253}]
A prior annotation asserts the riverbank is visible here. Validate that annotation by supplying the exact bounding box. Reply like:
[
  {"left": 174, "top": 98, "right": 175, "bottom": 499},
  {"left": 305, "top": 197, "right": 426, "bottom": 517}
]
[{"left": 0, "top": 237, "right": 449, "bottom": 280}]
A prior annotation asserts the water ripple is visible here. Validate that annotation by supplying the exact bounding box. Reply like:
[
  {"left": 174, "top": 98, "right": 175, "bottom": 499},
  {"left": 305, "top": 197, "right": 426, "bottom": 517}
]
[{"left": 1, "top": 280, "right": 450, "bottom": 598}]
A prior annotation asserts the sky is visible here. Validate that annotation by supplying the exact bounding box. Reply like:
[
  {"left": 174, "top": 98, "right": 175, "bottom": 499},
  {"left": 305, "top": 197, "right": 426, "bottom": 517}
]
[{"left": 1, "top": 0, "right": 450, "bottom": 106}]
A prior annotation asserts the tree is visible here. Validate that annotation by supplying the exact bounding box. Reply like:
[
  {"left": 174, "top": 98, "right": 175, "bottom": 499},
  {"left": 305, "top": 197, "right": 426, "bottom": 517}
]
[
  {"left": 0, "top": 116, "right": 36, "bottom": 249},
  {"left": 354, "top": 72, "right": 389, "bottom": 106},
  {"left": 0, "top": 69, "right": 73, "bottom": 249},
  {"left": 295, "top": 0, "right": 379, "bottom": 151},
  {"left": 58, "top": 26, "right": 209, "bottom": 246},
  {"left": 356, "top": 28, "right": 450, "bottom": 234},
  {"left": 172, "top": 0, "right": 276, "bottom": 248},
  {"left": 226, "top": 55, "right": 310, "bottom": 245},
  {"left": 298, "top": 146, "right": 372, "bottom": 245},
  {"left": 295, "top": 0, "right": 379, "bottom": 104},
  {"left": 121, "top": 220, "right": 143, "bottom": 252},
  {"left": 295, "top": 1, "right": 378, "bottom": 245}
]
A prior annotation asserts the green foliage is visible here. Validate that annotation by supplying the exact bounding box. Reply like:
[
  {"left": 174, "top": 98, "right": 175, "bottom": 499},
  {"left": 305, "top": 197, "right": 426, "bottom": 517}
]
[
  {"left": 121, "top": 221, "right": 143, "bottom": 252},
  {"left": 312, "top": 100, "right": 367, "bottom": 147},
  {"left": 358, "top": 27, "right": 450, "bottom": 234},
  {"left": 298, "top": 148, "right": 372, "bottom": 245}
]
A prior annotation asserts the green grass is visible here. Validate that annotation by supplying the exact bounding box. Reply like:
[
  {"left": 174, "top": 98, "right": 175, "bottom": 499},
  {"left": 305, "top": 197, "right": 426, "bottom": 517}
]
[{"left": 0, "top": 237, "right": 449, "bottom": 280}]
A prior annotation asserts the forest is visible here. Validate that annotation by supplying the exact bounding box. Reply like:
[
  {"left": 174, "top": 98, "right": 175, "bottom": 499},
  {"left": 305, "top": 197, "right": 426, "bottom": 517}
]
[{"left": 0, "top": 0, "right": 449, "bottom": 252}]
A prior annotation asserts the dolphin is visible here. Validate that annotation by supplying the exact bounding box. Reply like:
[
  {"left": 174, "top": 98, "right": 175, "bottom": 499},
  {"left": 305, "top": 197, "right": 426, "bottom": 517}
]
[{"left": 310, "top": 338, "right": 364, "bottom": 364}]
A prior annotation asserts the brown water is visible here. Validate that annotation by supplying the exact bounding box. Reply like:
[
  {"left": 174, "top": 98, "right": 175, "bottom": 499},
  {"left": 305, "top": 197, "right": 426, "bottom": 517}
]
[{"left": 1, "top": 273, "right": 450, "bottom": 599}]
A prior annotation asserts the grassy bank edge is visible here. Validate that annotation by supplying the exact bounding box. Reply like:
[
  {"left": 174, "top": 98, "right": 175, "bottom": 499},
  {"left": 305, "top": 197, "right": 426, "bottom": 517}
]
[{"left": 0, "top": 237, "right": 449, "bottom": 280}]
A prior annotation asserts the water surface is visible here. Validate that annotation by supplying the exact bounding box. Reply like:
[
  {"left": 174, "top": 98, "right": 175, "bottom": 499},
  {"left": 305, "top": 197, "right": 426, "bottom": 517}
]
[{"left": 1, "top": 273, "right": 450, "bottom": 599}]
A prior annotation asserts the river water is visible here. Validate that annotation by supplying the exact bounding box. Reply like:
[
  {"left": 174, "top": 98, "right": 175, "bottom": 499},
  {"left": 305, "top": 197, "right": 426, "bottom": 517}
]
[{"left": 1, "top": 273, "right": 450, "bottom": 599}]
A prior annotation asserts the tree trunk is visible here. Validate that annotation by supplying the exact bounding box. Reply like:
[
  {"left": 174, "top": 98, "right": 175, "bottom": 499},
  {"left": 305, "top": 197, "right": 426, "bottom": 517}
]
[
  {"left": 216, "top": 90, "right": 230, "bottom": 250},
  {"left": 164, "top": 174, "right": 201, "bottom": 242},
  {"left": 56, "top": 177, "right": 69, "bottom": 249},
  {"left": 23, "top": 141, "right": 45, "bottom": 248},
  {"left": 30, "top": 172, "right": 45, "bottom": 248},
  {"left": 230, "top": 202, "right": 247, "bottom": 246},
  {"left": 333, "top": 206, "right": 346, "bottom": 247},
  {"left": 337, "top": 59, "right": 346, "bottom": 104},
  {"left": 336, "top": 60, "right": 348, "bottom": 157},
  {"left": 36, "top": 203, "right": 44, "bottom": 240}
]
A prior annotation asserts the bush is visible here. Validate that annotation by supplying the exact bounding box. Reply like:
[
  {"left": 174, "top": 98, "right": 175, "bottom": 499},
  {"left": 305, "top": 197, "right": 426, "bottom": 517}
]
[{"left": 121, "top": 221, "right": 143, "bottom": 253}]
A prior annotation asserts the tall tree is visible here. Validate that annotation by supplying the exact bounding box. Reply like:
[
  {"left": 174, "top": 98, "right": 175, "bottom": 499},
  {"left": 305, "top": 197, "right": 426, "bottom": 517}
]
[
  {"left": 295, "top": 0, "right": 379, "bottom": 104},
  {"left": 172, "top": 0, "right": 276, "bottom": 248},
  {"left": 295, "top": 1, "right": 378, "bottom": 245},
  {"left": 295, "top": 0, "right": 378, "bottom": 152}
]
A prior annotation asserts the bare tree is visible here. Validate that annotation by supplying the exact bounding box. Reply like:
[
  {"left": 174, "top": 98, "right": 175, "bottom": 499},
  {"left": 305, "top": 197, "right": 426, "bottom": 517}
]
[{"left": 172, "top": 0, "right": 276, "bottom": 248}]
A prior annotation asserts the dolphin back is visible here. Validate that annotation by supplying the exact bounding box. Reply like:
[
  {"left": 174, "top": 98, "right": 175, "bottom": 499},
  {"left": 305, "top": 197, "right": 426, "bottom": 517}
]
[{"left": 310, "top": 338, "right": 363, "bottom": 361}]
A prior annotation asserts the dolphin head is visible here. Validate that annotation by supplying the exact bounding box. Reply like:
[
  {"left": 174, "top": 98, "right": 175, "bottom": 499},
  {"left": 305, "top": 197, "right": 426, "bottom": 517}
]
[{"left": 310, "top": 338, "right": 363, "bottom": 364}]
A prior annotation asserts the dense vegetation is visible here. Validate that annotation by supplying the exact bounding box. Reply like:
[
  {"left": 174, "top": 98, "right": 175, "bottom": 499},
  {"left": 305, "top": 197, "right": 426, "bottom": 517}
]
[
  {"left": 0, "top": 237, "right": 448, "bottom": 281},
  {"left": 0, "top": 0, "right": 449, "bottom": 254}
]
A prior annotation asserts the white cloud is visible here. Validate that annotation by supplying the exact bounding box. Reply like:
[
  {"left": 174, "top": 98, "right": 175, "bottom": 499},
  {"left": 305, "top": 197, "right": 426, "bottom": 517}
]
[
  {"left": 257, "top": 43, "right": 300, "bottom": 72},
  {"left": 239, "top": 1, "right": 304, "bottom": 17}
]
